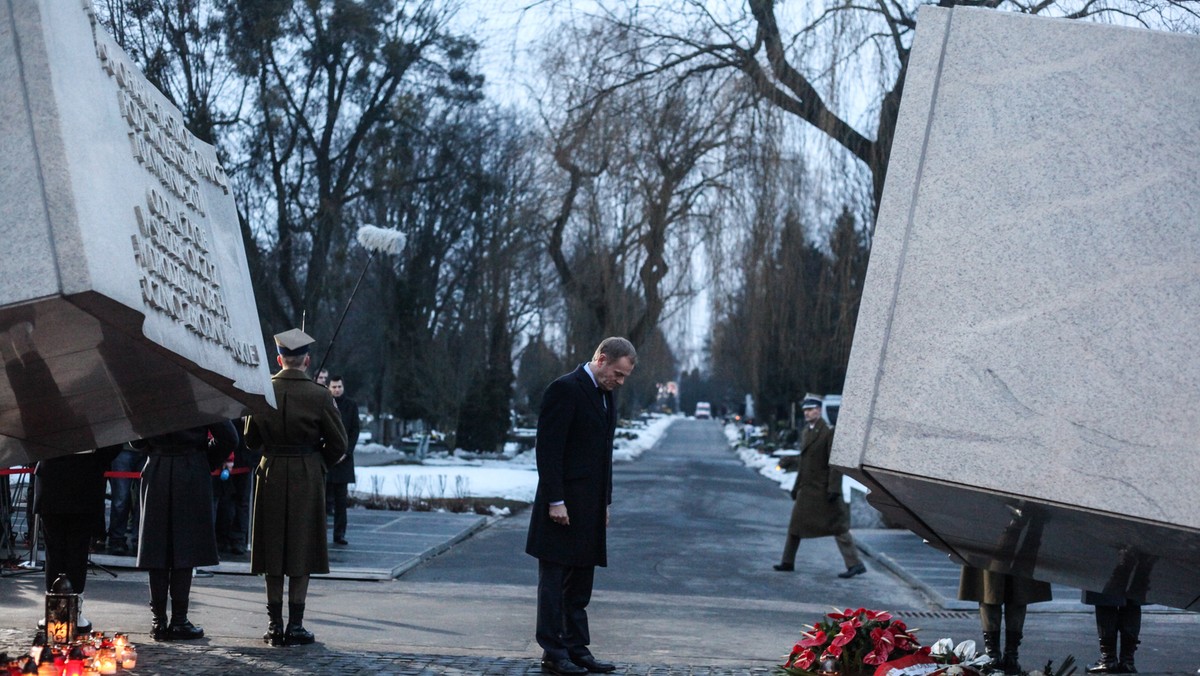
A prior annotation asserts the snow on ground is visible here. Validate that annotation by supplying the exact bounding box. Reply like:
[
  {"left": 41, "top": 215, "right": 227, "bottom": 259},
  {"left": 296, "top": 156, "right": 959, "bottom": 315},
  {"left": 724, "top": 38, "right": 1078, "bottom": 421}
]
[
  {"left": 726, "top": 422, "right": 866, "bottom": 501},
  {"left": 353, "top": 414, "right": 678, "bottom": 502},
  {"left": 612, "top": 414, "right": 675, "bottom": 462},
  {"left": 730, "top": 422, "right": 798, "bottom": 495}
]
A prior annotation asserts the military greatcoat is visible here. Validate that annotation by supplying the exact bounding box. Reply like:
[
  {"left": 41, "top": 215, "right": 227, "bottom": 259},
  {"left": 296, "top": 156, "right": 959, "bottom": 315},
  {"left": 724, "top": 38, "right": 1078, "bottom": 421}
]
[
  {"left": 134, "top": 421, "right": 238, "bottom": 570},
  {"left": 245, "top": 369, "right": 347, "bottom": 576},
  {"left": 781, "top": 418, "right": 849, "bottom": 538},
  {"left": 958, "top": 566, "right": 1053, "bottom": 605}
]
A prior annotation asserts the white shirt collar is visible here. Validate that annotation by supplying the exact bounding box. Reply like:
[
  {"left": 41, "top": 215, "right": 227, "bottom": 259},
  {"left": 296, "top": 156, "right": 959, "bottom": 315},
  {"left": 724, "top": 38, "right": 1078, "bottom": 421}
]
[{"left": 583, "top": 362, "right": 600, "bottom": 389}]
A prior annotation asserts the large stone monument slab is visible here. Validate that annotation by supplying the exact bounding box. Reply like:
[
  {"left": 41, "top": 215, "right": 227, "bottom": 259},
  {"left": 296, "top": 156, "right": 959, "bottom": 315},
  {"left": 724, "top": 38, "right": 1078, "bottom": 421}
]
[
  {"left": 0, "top": 1, "right": 273, "bottom": 465},
  {"left": 832, "top": 6, "right": 1200, "bottom": 610}
]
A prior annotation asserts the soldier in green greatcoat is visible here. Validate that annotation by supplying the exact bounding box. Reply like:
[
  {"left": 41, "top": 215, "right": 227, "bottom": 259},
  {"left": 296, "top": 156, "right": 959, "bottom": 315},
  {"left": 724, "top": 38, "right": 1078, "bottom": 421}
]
[
  {"left": 773, "top": 394, "right": 866, "bottom": 579},
  {"left": 245, "top": 328, "right": 347, "bottom": 646}
]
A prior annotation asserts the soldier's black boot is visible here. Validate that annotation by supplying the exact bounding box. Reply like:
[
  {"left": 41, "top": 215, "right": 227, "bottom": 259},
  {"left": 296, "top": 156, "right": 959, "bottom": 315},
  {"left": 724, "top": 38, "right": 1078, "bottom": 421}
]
[
  {"left": 284, "top": 603, "right": 315, "bottom": 645},
  {"left": 1086, "top": 609, "right": 1120, "bottom": 673},
  {"left": 263, "top": 603, "right": 285, "bottom": 647},
  {"left": 1117, "top": 631, "right": 1139, "bottom": 673},
  {"left": 150, "top": 604, "right": 169, "bottom": 642},
  {"left": 983, "top": 631, "right": 1002, "bottom": 666},
  {"left": 1116, "top": 604, "right": 1141, "bottom": 674},
  {"left": 167, "top": 597, "right": 204, "bottom": 640},
  {"left": 166, "top": 619, "right": 204, "bottom": 640},
  {"left": 1085, "top": 635, "right": 1119, "bottom": 673},
  {"left": 1001, "top": 632, "right": 1022, "bottom": 675}
]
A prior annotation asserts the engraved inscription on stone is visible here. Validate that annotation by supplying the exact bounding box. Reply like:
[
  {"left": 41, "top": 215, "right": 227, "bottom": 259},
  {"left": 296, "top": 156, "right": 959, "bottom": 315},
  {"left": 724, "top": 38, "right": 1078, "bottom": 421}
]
[{"left": 88, "top": 13, "right": 258, "bottom": 367}]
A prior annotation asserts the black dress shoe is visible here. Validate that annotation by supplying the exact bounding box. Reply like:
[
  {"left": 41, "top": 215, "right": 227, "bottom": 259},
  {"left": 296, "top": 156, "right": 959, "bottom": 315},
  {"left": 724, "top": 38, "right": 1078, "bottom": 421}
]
[
  {"left": 333, "top": 537, "right": 348, "bottom": 545},
  {"left": 773, "top": 562, "right": 794, "bottom": 572},
  {"left": 838, "top": 563, "right": 867, "bottom": 578},
  {"left": 571, "top": 654, "right": 617, "bottom": 673},
  {"left": 541, "top": 657, "right": 588, "bottom": 675}
]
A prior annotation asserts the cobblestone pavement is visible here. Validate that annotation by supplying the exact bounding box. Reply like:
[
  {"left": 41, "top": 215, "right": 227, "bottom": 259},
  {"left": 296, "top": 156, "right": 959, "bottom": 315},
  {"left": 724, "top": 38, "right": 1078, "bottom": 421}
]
[
  {"left": 129, "top": 643, "right": 775, "bottom": 675},
  {"left": 0, "top": 629, "right": 773, "bottom": 676}
]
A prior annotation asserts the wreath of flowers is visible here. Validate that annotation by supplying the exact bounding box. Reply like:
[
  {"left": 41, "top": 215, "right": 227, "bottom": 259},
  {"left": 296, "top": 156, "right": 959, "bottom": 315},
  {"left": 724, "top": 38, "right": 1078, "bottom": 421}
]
[{"left": 779, "top": 608, "right": 928, "bottom": 676}]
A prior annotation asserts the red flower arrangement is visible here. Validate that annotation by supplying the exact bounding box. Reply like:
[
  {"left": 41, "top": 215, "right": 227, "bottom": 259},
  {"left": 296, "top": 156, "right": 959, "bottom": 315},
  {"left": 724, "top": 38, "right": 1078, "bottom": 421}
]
[{"left": 779, "top": 608, "right": 929, "bottom": 676}]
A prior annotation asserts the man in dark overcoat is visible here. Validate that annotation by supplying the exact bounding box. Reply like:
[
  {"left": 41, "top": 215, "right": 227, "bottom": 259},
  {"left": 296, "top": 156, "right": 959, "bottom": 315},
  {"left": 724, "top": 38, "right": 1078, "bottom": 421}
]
[
  {"left": 325, "top": 375, "right": 359, "bottom": 545},
  {"left": 526, "top": 337, "right": 637, "bottom": 676},
  {"left": 245, "top": 328, "right": 347, "bottom": 646},
  {"left": 774, "top": 394, "right": 865, "bottom": 578},
  {"left": 33, "top": 445, "right": 122, "bottom": 635}
]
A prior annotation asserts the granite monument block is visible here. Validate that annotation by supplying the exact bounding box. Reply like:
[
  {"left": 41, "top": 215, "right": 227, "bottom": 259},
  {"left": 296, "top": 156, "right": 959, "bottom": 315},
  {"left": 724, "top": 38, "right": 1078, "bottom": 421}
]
[
  {"left": 832, "top": 6, "right": 1200, "bottom": 609},
  {"left": 0, "top": 1, "right": 273, "bottom": 465}
]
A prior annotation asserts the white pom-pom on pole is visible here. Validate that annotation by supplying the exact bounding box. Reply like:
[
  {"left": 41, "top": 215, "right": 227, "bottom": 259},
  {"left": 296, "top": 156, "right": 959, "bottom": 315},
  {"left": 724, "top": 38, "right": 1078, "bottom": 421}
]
[
  {"left": 356, "top": 224, "right": 407, "bottom": 256},
  {"left": 314, "top": 224, "right": 408, "bottom": 379}
]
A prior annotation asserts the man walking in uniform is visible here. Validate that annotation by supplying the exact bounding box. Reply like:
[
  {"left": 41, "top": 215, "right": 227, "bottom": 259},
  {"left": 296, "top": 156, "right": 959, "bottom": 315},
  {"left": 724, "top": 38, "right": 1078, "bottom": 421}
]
[
  {"left": 526, "top": 337, "right": 637, "bottom": 675},
  {"left": 245, "top": 328, "right": 347, "bottom": 646},
  {"left": 326, "top": 375, "right": 359, "bottom": 545},
  {"left": 773, "top": 394, "right": 866, "bottom": 578}
]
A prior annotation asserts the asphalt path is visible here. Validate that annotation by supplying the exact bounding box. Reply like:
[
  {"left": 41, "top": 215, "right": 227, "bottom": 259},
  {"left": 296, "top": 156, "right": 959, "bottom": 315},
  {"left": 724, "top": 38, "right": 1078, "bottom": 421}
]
[{"left": 399, "top": 418, "right": 927, "bottom": 666}]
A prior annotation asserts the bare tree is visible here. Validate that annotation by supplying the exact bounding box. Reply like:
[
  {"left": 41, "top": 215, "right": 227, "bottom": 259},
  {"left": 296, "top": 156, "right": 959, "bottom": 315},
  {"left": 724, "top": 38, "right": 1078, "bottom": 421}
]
[
  {"left": 535, "top": 19, "right": 746, "bottom": 357},
  {"left": 546, "top": 0, "right": 1200, "bottom": 220},
  {"left": 221, "top": 0, "right": 481, "bottom": 334}
]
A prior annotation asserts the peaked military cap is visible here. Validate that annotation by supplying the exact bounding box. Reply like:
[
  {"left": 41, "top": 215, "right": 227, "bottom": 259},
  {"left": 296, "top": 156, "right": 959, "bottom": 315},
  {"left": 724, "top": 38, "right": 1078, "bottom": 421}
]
[
  {"left": 274, "top": 328, "right": 315, "bottom": 356},
  {"left": 800, "top": 393, "right": 824, "bottom": 410}
]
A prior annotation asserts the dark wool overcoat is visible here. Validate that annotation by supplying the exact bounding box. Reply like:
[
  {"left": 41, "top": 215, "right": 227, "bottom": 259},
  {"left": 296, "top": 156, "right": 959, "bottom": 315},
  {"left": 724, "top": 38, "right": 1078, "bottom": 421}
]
[
  {"left": 958, "top": 567, "right": 1053, "bottom": 605},
  {"left": 245, "top": 369, "right": 347, "bottom": 576},
  {"left": 781, "top": 418, "right": 850, "bottom": 538},
  {"left": 525, "top": 365, "right": 616, "bottom": 568},
  {"left": 326, "top": 394, "right": 360, "bottom": 484},
  {"left": 33, "top": 446, "right": 121, "bottom": 516},
  {"left": 134, "top": 421, "right": 237, "bottom": 570}
]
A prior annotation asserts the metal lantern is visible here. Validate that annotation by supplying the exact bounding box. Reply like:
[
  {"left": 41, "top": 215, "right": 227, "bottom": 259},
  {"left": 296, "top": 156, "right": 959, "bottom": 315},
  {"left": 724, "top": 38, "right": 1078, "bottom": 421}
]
[{"left": 44, "top": 575, "right": 79, "bottom": 646}]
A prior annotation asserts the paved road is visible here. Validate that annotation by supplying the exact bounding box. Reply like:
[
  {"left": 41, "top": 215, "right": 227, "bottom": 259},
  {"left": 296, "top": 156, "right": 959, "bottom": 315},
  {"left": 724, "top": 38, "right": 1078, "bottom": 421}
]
[{"left": 2, "top": 419, "right": 1197, "bottom": 673}]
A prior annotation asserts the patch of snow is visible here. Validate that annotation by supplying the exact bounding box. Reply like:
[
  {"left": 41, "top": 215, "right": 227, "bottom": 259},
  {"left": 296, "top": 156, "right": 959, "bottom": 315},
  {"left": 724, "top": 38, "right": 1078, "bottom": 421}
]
[
  {"left": 353, "top": 414, "right": 678, "bottom": 503},
  {"left": 612, "top": 414, "right": 676, "bottom": 462}
]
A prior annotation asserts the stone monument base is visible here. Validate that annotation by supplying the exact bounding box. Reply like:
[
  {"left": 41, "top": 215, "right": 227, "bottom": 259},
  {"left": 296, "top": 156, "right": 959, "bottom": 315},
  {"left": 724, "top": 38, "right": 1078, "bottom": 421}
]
[{"left": 1, "top": 294, "right": 258, "bottom": 466}]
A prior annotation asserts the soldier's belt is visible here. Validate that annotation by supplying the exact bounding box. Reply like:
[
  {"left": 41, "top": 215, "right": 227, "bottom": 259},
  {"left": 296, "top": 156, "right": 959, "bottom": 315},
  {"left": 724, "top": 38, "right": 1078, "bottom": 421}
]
[
  {"left": 262, "top": 444, "right": 319, "bottom": 457},
  {"left": 149, "top": 445, "right": 202, "bottom": 456}
]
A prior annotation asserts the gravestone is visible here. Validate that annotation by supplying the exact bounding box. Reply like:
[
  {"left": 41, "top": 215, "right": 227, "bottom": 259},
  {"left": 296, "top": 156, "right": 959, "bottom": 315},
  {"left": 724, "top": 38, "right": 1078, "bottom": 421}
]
[
  {"left": 832, "top": 6, "right": 1200, "bottom": 610},
  {"left": 0, "top": 1, "right": 273, "bottom": 466}
]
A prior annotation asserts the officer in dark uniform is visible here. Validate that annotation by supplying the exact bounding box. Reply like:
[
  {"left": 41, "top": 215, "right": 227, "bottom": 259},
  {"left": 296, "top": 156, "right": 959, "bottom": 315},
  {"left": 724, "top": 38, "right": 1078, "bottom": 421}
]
[{"left": 244, "top": 328, "right": 347, "bottom": 646}]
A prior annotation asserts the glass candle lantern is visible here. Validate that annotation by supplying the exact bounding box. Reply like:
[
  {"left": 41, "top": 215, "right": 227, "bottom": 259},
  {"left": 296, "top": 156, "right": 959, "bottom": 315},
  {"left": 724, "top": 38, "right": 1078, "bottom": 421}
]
[
  {"left": 92, "top": 651, "right": 115, "bottom": 676},
  {"left": 61, "top": 646, "right": 84, "bottom": 676},
  {"left": 44, "top": 576, "right": 79, "bottom": 646},
  {"left": 118, "top": 646, "right": 135, "bottom": 671},
  {"left": 34, "top": 647, "right": 58, "bottom": 676}
]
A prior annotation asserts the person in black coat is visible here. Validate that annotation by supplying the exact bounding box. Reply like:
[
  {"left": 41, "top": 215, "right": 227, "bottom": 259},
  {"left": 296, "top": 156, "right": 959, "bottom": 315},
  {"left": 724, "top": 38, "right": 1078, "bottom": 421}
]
[
  {"left": 325, "top": 375, "right": 359, "bottom": 545},
  {"left": 212, "top": 420, "right": 254, "bottom": 556},
  {"left": 132, "top": 420, "right": 237, "bottom": 641},
  {"left": 33, "top": 445, "right": 122, "bottom": 633},
  {"left": 1082, "top": 545, "right": 1154, "bottom": 674},
  {"left": 525, "top": 337, "right": 637, "bottom": 676}
]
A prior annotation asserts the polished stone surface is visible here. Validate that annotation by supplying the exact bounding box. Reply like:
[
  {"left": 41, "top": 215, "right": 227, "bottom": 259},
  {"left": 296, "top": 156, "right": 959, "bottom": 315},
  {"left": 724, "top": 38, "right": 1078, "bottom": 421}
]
[
  {"left": 833, "top": 6, "right": 1200, "bottom": 609},
  {"left": 0, "top": 1, "right": 272, "bottom": 464}
]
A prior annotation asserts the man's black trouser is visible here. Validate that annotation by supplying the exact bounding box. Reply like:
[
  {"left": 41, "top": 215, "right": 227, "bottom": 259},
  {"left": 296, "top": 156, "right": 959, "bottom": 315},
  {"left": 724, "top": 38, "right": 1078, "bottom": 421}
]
[
  {"left": 41, "top": 514, "right": 91, "bottom": 593},
  {"left": 535, "top": 559, "right": 595, "bottom": 661}
]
